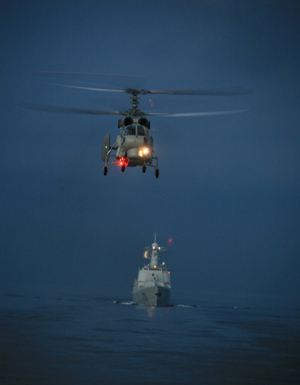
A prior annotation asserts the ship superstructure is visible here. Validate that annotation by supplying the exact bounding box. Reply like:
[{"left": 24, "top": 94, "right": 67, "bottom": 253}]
[{"left": 132, "top": 234, "right": 171, "bottom": 306}]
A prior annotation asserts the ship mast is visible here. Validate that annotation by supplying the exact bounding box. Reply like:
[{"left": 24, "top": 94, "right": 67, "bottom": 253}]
[{"left": 150, "top": 232, "right": 165, "bottom": 268}]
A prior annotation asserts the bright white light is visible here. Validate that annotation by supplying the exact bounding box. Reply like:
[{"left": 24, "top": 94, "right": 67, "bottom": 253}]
[{"left": 139, "top": 147, "right": 149, "bottom": 157}]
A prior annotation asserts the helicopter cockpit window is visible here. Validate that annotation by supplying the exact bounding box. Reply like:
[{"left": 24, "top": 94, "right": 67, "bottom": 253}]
[
  {"left": 125, "top": 125, "right": 136, "bottom": 136},
  {"left": 137, "top": 125, "right": 145, "bottom": 136}
]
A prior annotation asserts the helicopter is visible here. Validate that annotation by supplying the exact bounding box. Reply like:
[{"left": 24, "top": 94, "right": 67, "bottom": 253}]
[{"left": 22, "top": 84, "right": 252, "bottom": 178}]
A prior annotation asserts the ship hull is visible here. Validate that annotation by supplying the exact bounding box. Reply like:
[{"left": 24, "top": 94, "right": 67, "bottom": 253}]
[{"left": 132, "top": 285, "right": 171, "bottom": 307}]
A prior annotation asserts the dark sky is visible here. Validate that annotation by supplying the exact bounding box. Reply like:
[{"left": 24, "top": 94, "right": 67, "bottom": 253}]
[{"left": 1, "top": 0, "right": 299, "bottom": 300}]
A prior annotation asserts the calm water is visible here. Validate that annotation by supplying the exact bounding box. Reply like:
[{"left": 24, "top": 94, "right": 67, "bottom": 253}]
[{"left": 1, "top": 288, "right": 299, "bottom": 385}]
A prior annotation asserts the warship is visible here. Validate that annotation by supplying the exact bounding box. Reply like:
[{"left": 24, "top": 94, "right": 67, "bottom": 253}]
[{"left": 133, "top": 234, "right": 171, "bottom": 306}]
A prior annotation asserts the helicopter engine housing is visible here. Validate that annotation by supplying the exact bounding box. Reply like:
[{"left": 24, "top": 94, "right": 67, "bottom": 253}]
[
  {"left": 123, "top": 116, "right": 133, "bottom": 127},
  {"left": 138, "top": 117, "right": 150, "bottom": 129}
]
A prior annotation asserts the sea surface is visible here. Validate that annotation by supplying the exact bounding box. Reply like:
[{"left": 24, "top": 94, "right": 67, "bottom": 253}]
[{"left": 1, "top": 287, "right": 299, "bottom": 385}]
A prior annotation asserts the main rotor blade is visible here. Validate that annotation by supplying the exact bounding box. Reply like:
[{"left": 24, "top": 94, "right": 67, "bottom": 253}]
[
  {"left": 45, "top": 84, "right": 127, "bottom": 93},
  {"left": 46, "top": 84, "right": 252, "bottom": 96},
  {"left": 146, "top": 88, "right": 252, "bottom": 96},
  {"left": 21, "top": 103, "right": 248, "bottom": 118},
  {"left": 32, "top": 71, "right": 144, "bottom": 78},
  {"left": 143, "top": 109, "right": 249, "bottom": 117},
  {"left": 20, "top": 103, "right": 125, "bottom": 115}
]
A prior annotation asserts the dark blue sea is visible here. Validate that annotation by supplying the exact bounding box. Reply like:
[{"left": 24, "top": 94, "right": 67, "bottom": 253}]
[{"left": 1, "top": 286, "right": 299, "bottom": 385}]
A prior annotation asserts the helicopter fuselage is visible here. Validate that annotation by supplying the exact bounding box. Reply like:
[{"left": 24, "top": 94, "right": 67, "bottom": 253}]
[
  {"left": 115, "top": 124, "right": 153, "bottom": 167},
  {"left": 102, "top": 120, "right": 159, "bottom": 177}
]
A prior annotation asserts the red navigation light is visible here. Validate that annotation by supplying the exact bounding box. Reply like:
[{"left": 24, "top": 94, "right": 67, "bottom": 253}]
[
  {"left": 168, "top": 271, "right": 170, "bottom": 274},
  {"left": 119, "top": 156, "right": 129, "bottom": 167}
]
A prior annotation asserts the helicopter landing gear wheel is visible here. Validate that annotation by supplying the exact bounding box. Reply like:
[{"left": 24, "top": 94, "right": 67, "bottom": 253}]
[
  {"left": 104, "top": 165, "right": 108, "bottom": 176},
  {"left": 121, "top": 165, "right": 125, "bottom": 172},
  {"left": 142, "top": 165, "right": 147, "bottom": 173},
  {"left": 155, "top": 168, "right": 159, "bottom": 178}
]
